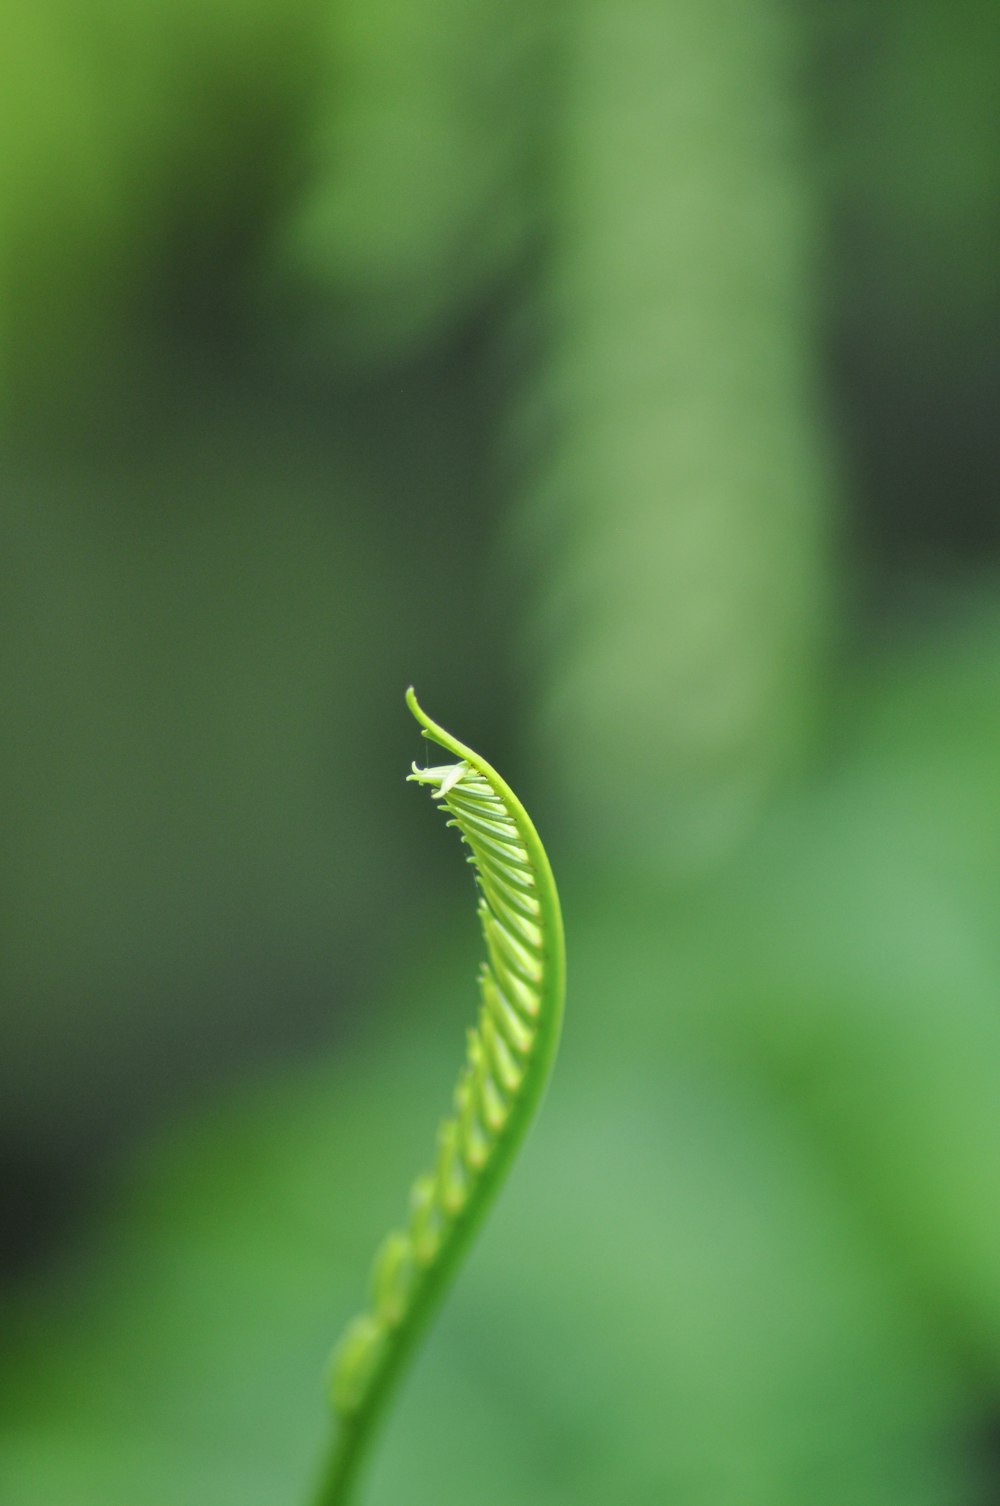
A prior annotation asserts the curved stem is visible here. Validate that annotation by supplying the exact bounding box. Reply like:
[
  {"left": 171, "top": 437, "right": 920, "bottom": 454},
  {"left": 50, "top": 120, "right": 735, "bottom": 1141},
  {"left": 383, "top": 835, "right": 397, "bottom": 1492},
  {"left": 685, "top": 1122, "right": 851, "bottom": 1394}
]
[{"left": 309, "top": 689, "right": 565, "bottom": 1506}]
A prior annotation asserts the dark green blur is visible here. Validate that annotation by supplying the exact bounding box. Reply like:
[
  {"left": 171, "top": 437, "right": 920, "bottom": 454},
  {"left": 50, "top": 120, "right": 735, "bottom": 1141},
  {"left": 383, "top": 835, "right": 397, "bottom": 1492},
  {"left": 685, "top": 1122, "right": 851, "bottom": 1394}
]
[{"left": 1, "top": 0, "right": 999, "bottom": 1502}]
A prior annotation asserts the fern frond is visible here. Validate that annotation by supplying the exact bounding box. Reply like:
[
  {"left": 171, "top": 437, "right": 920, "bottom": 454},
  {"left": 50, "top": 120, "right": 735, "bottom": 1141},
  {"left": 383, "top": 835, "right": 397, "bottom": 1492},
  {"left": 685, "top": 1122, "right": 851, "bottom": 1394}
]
[{"left": 312, "top": 688, "right": 565, "bottom": 1506}]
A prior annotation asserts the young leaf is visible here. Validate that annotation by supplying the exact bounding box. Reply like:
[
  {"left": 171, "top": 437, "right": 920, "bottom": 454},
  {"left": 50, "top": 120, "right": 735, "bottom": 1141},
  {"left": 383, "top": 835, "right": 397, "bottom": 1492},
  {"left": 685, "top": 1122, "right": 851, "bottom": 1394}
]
[{"left": 312, "top": 688, "right": 566, "bottom": 1505}]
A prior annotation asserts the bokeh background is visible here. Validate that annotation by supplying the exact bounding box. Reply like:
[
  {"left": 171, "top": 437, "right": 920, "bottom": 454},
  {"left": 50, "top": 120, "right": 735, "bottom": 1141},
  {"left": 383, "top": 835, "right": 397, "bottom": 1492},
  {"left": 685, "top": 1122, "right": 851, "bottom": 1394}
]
[{"left": 2, "top": 0, "right": 999, "bottom": 1502}]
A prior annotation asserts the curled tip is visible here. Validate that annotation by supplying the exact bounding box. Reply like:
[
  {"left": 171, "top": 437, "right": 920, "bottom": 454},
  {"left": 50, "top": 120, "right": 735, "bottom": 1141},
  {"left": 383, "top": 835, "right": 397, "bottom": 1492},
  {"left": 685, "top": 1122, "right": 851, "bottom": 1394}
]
[
  {"left": 405, "top": 686, "right": 438, "bottom": 743},
  {"left": 405, "top": 687, "right": 467, "bottom": 760}
]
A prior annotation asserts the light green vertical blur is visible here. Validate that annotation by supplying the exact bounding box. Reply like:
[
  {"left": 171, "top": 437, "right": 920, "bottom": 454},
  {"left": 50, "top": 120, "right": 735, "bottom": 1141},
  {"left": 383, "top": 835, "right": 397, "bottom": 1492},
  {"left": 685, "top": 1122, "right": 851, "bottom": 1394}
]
[{"left": 509, "top": 0, "right": 832, "bottom": 872}]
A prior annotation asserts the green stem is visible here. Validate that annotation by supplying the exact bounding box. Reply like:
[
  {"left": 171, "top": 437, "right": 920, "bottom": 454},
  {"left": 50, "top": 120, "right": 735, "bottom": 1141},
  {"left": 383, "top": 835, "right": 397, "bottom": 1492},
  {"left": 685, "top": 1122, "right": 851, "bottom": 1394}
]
[{"left": 309, "top": 689, "right": 565, "bottom": 1506}]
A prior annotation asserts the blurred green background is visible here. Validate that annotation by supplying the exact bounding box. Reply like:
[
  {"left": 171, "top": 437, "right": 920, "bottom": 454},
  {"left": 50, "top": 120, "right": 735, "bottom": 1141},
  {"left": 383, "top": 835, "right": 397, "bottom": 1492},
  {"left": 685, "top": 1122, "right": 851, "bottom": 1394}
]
[{"left": 2, "top": 0, "right": 999, "bottom": 1501}]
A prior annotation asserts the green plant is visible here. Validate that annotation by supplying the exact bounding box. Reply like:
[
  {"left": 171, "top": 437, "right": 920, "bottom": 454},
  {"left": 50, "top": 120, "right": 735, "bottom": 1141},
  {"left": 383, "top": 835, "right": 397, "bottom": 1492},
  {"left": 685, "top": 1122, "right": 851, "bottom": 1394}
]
[{"left": 311, "top": 689, "right": 566, "bottom": 1506}]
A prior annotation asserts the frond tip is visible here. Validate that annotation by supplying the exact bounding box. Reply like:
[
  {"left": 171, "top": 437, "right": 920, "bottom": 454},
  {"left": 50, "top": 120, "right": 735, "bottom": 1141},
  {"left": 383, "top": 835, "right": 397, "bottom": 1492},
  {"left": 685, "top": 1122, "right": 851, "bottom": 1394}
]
[{"left": 314, "top": 689, "right": 566, "bottom": 1506}]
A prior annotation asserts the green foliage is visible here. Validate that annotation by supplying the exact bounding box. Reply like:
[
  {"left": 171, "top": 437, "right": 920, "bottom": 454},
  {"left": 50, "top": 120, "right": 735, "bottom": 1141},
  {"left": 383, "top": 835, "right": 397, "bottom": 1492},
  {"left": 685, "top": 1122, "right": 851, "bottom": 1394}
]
[
  {"left": 0, "top": 0, "right": 320, "bottom": 415},
  {"left": 505, "top": 0, "right": 832, "bottom": 874},
  {"left": 274, "top": 0, "right": 542, "bottom": 367},
  {"left": 315, "top": 691, "right": 565, "bottom": 1502}
]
